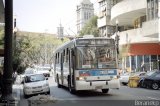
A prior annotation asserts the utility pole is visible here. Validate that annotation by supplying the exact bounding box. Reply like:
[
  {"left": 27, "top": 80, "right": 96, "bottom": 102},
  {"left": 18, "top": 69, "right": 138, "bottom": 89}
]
[
  {"left": 0, "top": 0, "right": 15, "bottom": 104},
  {"left": 115, "top": 19, "right": 120, "bottom": 68}
]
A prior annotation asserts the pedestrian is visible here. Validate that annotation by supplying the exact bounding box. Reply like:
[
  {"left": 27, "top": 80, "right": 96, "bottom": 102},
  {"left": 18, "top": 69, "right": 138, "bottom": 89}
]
[{"left": 12, "top": 71, "right": 17, "bottom": 84}]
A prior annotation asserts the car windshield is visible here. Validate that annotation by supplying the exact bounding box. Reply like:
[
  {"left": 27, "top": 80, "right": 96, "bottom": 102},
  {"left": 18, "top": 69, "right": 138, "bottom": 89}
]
[
  {"left": 76, "top": 46, "right": 116, "bottom": 69},
  {"left": 25, "top": 74, "right": 45, "bottom": 83}
]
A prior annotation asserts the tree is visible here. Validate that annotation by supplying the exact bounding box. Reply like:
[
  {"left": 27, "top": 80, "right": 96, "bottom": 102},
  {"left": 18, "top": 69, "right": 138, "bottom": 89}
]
[
  {"left": 79, "top": 15, "right": 99, "bottom": 37},
  {"left": 13, "top": 31, "right": 69, "bottom": 74}
]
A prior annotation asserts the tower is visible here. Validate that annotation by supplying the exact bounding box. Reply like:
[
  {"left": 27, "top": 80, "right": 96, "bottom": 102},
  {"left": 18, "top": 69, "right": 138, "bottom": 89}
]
[{"left": 76, "top": 0, "right": 94, "bottom": 34}]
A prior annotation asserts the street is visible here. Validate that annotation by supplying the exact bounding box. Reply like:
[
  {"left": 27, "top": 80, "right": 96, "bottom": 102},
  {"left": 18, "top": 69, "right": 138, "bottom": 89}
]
[{"left": 13, "top": 75, "right": 160, "bottom": 106}]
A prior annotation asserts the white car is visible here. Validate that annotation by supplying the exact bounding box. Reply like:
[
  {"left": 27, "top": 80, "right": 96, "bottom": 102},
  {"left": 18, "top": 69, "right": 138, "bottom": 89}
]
[
  {"left": 36, "top": 66, "right": 51, "bottom": 77},
  {"left": 119, "top": 73, "right": 131, "bottom": 85},
  {"left": 23, "top": 74, "right": 50, "bottom": 98},
  {"left": 21, "top": 68, "right": 37, "bottom": 83}
]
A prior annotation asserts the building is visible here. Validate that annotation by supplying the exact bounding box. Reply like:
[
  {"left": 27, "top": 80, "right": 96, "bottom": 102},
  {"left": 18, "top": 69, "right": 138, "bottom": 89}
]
[
  {"left": 97, "top": 0, "right": 160, "bottom": 72},
  {"left": 98, "top": 0, "right": 121, "bottom": 37},
  {"left": 76, "top": 0, "right": 94, "bottom": 34},
  {"left": 57, "top": 23, "right": 64, "bottom": 38}
]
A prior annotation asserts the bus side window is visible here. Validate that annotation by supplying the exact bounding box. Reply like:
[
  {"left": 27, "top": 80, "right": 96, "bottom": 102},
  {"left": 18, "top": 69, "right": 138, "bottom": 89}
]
[
  {"left": 71, "top": 49, "right": 75, "bottom": 56},
  {"left": 63, "top": 50, "right": 65, "bottom": 63},
  {"left": 55, "top": 53, "right": 57, "bottom": 64},
  {"left": 57, "top": 53, "right": 59, "bottom": 64},
  {"left": 66, "top": 48, "right": 69, "bottom": 62}
]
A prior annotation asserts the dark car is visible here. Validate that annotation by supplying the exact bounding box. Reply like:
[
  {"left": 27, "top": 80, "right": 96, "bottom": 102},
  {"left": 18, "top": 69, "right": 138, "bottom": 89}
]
[{"left": 139, "top": 71, "right": 160, "bottom": 90}]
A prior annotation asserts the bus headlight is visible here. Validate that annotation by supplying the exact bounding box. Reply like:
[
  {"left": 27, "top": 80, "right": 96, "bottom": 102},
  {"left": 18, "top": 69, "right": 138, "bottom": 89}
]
[{"left": 76, "top": 77, "right": 85, "bottom": 80}]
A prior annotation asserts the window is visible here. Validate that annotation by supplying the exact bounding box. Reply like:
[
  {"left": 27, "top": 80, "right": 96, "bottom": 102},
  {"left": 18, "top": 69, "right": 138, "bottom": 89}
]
[
  {"left": 66, "top": 48, "right": 69, "bottom": 62},
  {"left": 131, "top": 56, "right": 136, "bottom": 71},
  {"left": 147, "top": 0, "right": 158, "bottom": 20},
  {"left": 57, "top": 53, "right": 59, "bottom": 63},
  {"left": 76, "top": 46, "right": 116, "bottom": 69},
  {"left": 151, "top": 55, "right": 157, "bottom": 70},
  {"left": 137, "top": 55, "right": 143, "bottom": 70},
  {"left": 144, "top": 55, "right": 150, "bottom": 71}
]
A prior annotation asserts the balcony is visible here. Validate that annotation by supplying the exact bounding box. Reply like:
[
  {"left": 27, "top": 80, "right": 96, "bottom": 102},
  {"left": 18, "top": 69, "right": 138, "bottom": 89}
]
[
  {"left": 118, "top": 19, "right": 159, "bottom": 45},
  {"left": 111, "top": 0, "right": 146, "bottom": 26}
]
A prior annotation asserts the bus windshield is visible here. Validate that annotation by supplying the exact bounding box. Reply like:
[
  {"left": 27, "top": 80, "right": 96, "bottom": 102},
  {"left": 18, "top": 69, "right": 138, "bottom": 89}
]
[{"left": 76, "top": 46, "right": 116, "bottom": 69}]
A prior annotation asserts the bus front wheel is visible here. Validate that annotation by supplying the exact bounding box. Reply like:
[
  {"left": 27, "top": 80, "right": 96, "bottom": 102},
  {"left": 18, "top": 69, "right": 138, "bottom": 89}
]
[{"left": 102, "top": 89, "right": 109, "bottom": 93}]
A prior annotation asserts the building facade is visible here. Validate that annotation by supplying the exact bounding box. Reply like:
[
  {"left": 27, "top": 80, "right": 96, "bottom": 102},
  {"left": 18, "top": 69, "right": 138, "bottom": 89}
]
[
  {"left": 98, "top": 0, "right": 160, "bottom": 72},
  {"left": 76, "top": 0, "right": 94, "bottom": 34}
]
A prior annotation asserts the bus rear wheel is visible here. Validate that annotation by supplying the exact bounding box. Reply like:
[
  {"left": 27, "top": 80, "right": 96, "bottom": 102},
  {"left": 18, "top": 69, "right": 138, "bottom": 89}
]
[{"left": 102, "top": 89, "right": 109, "bottom": 93}]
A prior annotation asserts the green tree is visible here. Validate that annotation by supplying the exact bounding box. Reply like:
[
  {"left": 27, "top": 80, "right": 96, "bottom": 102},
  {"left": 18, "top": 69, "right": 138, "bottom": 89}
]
[
  {"left": 13, "top": 31, "right": 69, "bottom": 74},
  {"left": 79, "top": 15, "right": 99, "bottom": 37}
]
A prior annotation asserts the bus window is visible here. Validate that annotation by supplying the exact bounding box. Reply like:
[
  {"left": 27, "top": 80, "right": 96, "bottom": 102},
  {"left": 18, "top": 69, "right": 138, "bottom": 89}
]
[
  {"left": 76, "top": 46, "right": 116, "bottom": 69},
  {"left": 66, "top": 48, "right": 69, "bottom": 62}
]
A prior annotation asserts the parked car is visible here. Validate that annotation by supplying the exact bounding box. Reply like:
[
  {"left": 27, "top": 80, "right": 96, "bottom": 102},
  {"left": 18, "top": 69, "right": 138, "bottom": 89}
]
[
  {"left": 21, "top": 68, "right": 37, "bottom": 83},
  {"left": 119, "top": 72, "right": 131, "bottom": 85},
  {"left": 139, "top": 71, "right": 160, "bottom": 90},
  {"left": 23, "top": 74, "right": 50, "bottom": 98},
  {"left": 120, "top": 72, "right": 146, "bottom": 86},
  {"left": 36, "top": 66, "right": 51, "bottom": 77},
  {"left": 130, "top": 72, "right": 146, "bottom": 78}
]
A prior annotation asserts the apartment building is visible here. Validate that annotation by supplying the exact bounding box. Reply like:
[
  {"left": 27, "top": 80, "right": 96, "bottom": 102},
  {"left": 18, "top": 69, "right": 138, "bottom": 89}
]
[
  {"left": 76, "top": 0, "right": 94, "bottom": 34},
  {"left": 98, "top": 0, "right": 160, "bottom": 72}
]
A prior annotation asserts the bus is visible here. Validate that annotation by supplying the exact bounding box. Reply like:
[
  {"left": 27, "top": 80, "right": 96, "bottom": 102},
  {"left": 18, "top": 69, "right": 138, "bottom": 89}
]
[{"left": 54, "top": 36, "right": 120, "bottom": 94}]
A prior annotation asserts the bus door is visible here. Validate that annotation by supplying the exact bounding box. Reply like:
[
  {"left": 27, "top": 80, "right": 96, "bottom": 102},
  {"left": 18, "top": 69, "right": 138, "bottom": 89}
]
[
  {"left": 69, "top": 49, "right": 75, "bottom": 87},
  {"left": 60, "top": 53, "right": 64, "bottom": 85}
]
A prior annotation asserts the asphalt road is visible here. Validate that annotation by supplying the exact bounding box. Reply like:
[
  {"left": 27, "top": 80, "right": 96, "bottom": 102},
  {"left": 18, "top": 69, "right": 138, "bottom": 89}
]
[{"left": 15, "top": 76, "right": 160, "bottom": 106}]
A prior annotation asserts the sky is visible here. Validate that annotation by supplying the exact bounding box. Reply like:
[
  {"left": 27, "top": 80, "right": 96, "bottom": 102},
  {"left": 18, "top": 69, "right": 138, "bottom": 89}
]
[{"left": 13, "top": 0, "right": 98, "bottom": 35}]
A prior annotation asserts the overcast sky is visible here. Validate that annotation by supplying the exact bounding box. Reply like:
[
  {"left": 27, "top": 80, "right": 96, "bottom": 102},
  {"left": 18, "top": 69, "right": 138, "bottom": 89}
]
[{"left": 13, "top": 0, "right": 98, "bottom": 35}]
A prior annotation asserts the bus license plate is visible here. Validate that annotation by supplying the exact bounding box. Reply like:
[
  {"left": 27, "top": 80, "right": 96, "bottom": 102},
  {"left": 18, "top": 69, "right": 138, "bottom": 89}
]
[{"left": 95, "top": 86, "right": 102, "bottom": 89}]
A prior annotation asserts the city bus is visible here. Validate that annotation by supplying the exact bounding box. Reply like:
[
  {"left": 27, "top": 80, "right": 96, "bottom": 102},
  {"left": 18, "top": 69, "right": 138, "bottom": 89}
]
[{"left": 53, "top": 36, "right": 120, "bottom": 94}]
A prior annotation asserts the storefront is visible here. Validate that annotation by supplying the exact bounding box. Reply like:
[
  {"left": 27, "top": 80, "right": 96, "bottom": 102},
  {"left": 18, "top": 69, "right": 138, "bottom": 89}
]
[{"left": 121, "top": 43, "right": 160, "bottom": 72}]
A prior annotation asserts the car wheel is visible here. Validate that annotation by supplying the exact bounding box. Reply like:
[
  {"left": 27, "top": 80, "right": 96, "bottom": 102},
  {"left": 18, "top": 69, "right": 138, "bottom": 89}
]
[
  {"left": 152, "top": 82, "right": 159, "bottom": 90},
  {"left": 102, "top": 89, "right": 109, "bottom": 93}
]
